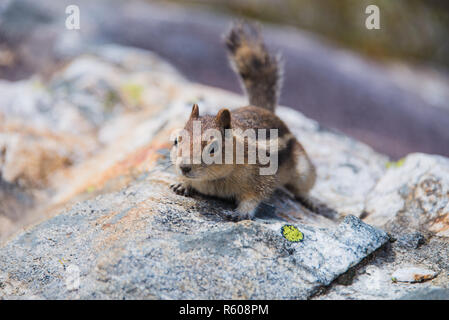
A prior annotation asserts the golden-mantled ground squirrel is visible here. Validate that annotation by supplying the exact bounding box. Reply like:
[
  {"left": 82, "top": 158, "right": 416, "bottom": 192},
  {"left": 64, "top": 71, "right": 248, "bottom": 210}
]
[{"left": 170, "top": 23, "right": 316, "bottom": 221}]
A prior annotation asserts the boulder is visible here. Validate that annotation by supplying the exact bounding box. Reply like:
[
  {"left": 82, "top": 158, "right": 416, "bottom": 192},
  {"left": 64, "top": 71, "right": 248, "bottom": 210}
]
[
  {"left": 0, "top": 43, "right": 447, "bottom": 299},
  {"left": 0, "top": 169, "right": 388, "bottom": 299},
  {"left": 364, "top": 153, "right": 449, "bottom": 237}
]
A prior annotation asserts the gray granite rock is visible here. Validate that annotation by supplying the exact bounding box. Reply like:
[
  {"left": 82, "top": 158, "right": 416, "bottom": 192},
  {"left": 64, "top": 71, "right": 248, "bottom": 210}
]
[
  {"left": 0, "top": 167, "right": 388, "bottom": 299},
  {"left": 395, "top": 232, "right": 426, "bottom": 249},
  {"left": 314, "top": 233, "right": 449, "bottom": 300},
  {"left": 399, "top": 288, "right": 449, "bottom": 300}
]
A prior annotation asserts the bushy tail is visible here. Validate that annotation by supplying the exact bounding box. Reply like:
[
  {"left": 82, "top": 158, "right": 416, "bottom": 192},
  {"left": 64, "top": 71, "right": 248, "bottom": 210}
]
[{"left": 225, "top": 22, "right": 282, "bottom": 112}]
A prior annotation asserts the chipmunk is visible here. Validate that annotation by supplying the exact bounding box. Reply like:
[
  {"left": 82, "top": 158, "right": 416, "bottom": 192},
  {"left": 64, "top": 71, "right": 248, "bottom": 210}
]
[{"left": 170, "top": 23, "right": 316, "bottom": 221}]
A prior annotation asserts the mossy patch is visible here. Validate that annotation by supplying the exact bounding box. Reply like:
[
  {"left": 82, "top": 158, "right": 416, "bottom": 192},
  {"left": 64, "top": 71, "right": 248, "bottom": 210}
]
[
  {"left": 281, "top": 225, "right": 304, "bottom": 242},
  {"left": 121, "top": 83, "right": 144, "bottom": 105}
]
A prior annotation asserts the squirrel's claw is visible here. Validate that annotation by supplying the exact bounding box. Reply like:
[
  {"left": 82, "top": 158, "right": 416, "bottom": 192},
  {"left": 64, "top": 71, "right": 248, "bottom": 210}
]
[{"left": 170, "top": 183, "right": 192, "bottom": 197}]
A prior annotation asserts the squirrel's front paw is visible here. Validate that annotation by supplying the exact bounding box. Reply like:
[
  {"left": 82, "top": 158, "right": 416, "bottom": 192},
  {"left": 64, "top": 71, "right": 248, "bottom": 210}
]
[{"left": 170, "top": 183, "right": 193, "bottom": 197}]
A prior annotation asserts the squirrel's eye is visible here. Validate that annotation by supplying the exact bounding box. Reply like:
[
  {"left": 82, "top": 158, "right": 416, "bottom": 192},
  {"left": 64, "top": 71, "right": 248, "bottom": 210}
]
[{"left": 174, "top": 137, "right": 178, "bottom": 146}]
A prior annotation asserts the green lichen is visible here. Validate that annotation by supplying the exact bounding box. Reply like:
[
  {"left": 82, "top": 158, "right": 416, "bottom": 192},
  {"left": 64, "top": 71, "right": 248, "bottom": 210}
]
[
  {"left": 386, "top": 158, "right": 405, "bottom": 169},
  {"left": 121, "top": 83, "right": 144, "bottom": 105},
  {"left": 281, "top": 225, "right": 304, "bottom": 242}
]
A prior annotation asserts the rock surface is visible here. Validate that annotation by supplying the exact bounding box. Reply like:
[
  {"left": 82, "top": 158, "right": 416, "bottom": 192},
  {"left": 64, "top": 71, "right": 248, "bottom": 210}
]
[
  {"left": 399, "top": 288, "right": 449, "bottom": 300},
  {"left": 0, "top": 169, "right": 388, "bottom": 299},
  {"left": 392, "top": 267, "right": 438, "bottom": 283},
  {"left": 365, "top": 154, "right": 449, "bottom": 237},
  {"left": 0, "top": 42, "right": 448, "bottom": 299}
]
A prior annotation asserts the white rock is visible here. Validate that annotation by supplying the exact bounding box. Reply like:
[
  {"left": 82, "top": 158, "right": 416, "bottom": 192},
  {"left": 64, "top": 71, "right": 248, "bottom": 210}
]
[
  {"left": 392, "top": 267, "right": 437, "bottom": 283},
  {"left": 365, "top": 153, "right": 449, "bottom": 237}
]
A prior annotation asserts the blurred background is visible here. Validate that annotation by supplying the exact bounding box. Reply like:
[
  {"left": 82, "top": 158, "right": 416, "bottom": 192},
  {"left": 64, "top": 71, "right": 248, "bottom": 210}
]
[
  {"left": 173, "top": 0, "right": 449, "bottom": 69},
  {"left": 159, "top": 0, "right": 449, "bottom": 158},
  {"left": 0, "top": 0, "right": 449, "bottom": 239},
  {"left": 1, "top": 0, "right": 448, "bottom": 158}
]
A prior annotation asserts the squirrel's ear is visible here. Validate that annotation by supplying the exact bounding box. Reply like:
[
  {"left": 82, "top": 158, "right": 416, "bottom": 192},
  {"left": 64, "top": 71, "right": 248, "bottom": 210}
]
[
  {"left": 190, "top": 104, "right": 199, "bottom": 119},
  {"left": 216, "top": 108, "right": 231, "bottom": 129}
]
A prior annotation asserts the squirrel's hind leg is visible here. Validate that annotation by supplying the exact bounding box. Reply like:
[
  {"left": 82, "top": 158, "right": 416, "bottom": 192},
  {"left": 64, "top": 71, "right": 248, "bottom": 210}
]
[
  {"left": 286, "top": 142, "right": 316, "bottom": 198},
  {"left": 224, "top": 195, "right": 262, "bottom": 221},
  {"left": 284, "top": 147, "right": 339, "bottom": 219}
]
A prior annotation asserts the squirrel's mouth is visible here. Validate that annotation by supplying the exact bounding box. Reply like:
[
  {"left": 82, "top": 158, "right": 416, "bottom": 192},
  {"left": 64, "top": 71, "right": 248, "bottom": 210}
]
[
  {"left": 181, "top": 171, "right": 206, "bottom": 180},
  {"left": 179, "top": 170, "right": 197, "bottom": 179}
]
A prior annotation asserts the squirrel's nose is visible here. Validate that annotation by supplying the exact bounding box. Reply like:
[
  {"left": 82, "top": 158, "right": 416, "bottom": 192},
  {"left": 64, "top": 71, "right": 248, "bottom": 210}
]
[{"left": 180, "top": 165, "right": 191, "bottom": 174}]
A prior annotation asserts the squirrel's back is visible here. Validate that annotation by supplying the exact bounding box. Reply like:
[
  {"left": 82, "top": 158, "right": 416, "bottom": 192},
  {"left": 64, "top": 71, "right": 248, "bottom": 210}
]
[
  {"left": 225, "top": 23, "right": 281, "bottom": 112},
  {"left": 170, "top": 23, "right": 315, "bottom": 221}
]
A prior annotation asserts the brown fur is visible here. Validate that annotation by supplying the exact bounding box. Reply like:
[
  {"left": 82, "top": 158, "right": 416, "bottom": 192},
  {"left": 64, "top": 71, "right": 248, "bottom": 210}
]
[
  {"left": 225, "top": 23, "right": 280, "bottom": 112},
  {"left": 170, "top": 24, "right": 315, "bottom": 221}
]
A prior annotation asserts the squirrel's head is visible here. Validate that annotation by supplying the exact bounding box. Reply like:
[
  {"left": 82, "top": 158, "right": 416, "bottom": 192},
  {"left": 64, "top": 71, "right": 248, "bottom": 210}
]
[{"left": 171, "top": 104, "right": 234, "bottom": 181}]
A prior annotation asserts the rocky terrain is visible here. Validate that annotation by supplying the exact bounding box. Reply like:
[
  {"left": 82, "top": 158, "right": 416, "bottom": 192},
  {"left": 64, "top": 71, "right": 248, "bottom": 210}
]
[
  {"left": 0, "top": 43, "right": 448, "bottom": 299},
  {"left": 0, "top": 0, "right": 448, "bottom": 300}
]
